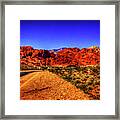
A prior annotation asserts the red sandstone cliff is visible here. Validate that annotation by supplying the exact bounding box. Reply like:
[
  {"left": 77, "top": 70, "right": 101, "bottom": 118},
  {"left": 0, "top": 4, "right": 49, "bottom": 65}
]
[{"left": 20, "top": 46, "right": 100, "bottom": 68}]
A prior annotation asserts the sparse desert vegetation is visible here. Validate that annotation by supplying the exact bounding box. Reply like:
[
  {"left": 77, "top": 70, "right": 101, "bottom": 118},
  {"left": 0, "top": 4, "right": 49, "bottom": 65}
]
[
  {"left": 20, "top": 65, "right": 100, "bottom": 100},
  {"left": 47, "top": 65, "right": 100, "bottom": 100}
]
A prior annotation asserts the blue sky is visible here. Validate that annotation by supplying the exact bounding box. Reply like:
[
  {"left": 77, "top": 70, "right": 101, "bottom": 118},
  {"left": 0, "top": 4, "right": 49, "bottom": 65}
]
[{"left": 20, "top": 20, "right": 100, "bottom": 50}]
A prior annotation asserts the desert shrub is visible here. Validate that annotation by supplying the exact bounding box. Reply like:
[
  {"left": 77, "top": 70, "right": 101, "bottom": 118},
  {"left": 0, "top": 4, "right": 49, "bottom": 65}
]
[{"left": 46, "top": 65, "right": 100, "bottom": 100}]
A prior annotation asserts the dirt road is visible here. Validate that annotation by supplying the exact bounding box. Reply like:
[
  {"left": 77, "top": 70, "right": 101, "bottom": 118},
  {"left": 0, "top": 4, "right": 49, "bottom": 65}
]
[{"left": 20, "top": 71, "right": 89, "bottom": 100}]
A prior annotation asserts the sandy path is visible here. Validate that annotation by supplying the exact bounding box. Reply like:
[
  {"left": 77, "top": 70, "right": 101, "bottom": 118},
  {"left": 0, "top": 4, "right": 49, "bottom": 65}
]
[{"left": 20, "top": 71, "right": 89, "bottom": 100}]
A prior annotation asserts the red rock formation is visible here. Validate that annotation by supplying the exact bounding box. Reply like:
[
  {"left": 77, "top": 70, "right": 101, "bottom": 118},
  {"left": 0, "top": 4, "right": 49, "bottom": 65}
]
[{"left": 20, "top": 46, "right": 100, "bottom": 69}]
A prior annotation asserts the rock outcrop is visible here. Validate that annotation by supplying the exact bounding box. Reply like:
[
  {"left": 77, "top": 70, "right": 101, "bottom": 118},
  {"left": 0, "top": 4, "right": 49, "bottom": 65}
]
[{"left": 20, "top": 46, "right": 100, "bottom": 69}]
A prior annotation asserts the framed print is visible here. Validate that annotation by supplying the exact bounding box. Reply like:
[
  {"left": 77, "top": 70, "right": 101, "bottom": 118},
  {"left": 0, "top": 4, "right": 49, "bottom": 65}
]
[{"left": 0, "top": 0, "right": 119, "bottom": 119}]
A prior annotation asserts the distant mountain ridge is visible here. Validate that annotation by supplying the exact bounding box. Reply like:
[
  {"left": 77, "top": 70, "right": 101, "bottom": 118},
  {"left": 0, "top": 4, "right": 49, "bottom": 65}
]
[
  {"left": 49, "top": 47, "right": 66, "bottom": 52},
  {"left": 20, "top": 46, "right": 100, "bottom": 69}
]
